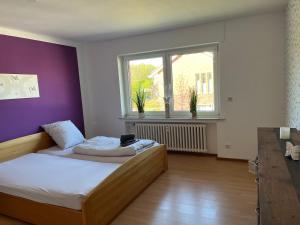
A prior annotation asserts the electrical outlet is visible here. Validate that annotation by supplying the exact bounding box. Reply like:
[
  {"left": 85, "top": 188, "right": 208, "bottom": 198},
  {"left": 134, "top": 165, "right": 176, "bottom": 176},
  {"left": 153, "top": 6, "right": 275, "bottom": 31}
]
[
  {"left": 227, "top": 97, "right": 233, "bottom": 102},
  {"left": 225, "top": 144, "right": 231, "bottom": 149}
]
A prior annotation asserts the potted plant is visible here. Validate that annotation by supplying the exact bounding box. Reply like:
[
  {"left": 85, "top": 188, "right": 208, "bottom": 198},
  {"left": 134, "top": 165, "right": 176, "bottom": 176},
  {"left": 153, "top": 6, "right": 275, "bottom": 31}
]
[
  {"left": 189, "top": 88, "right": 197, "bottom": 119},
  {"left": 133, "top": 88, "right": 146, "bottom": 119}
]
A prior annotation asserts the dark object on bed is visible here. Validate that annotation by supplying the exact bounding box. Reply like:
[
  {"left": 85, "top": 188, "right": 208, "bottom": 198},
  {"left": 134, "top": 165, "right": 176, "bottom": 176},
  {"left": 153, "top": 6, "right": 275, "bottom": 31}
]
[{"left": 120, "top": 134, "right": 137, "bottom": 147}]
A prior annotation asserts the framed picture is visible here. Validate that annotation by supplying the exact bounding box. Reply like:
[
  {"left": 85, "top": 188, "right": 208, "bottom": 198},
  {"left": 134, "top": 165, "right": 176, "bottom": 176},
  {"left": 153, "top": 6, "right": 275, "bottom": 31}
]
[{"left": 0, "top": 74, "right": 40, "bottom": 100}]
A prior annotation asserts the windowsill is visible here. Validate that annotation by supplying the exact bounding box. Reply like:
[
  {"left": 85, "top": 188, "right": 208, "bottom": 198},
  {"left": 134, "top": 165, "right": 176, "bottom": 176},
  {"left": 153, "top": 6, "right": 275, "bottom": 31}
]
[{"left": 119, "top": 116, "right": 225, "bottom": 123}]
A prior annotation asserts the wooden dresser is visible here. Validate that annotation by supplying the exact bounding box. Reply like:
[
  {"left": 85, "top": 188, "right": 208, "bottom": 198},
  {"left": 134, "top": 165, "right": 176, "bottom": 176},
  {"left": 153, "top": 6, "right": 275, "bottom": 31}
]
[{"left": 257, "top": 128, "right": 300, "bottom": 225}]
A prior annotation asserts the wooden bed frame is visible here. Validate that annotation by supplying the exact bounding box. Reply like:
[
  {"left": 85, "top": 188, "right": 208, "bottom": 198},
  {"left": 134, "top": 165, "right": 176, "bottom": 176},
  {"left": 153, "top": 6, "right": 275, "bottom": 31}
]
[{"left": 0, "top": 132, "right": 168, "bottom": 225}]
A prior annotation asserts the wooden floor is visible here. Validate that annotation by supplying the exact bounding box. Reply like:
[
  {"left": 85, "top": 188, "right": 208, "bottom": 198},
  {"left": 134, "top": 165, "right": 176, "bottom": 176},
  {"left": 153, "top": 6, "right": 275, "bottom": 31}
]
[{"left": 0, "top": 154, "right": 256, "bottom": 225}]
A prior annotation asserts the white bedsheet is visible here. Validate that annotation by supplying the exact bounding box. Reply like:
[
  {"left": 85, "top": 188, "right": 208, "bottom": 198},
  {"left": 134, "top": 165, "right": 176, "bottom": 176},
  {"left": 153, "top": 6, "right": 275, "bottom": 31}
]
[
  {"left": 38, "top": 136, "right": 159, "bottom": 163},
  {"left": 0, "top": 153, "right": 120, "bottom": 210}
]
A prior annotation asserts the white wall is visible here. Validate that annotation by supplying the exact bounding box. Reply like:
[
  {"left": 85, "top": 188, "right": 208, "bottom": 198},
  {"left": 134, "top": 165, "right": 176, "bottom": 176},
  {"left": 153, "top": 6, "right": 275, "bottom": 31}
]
[
  {"left": 0, "top": 26, "right": 93, "bottom": 136},
  {"left": 80, "top": 12, "right": 285, "bottom": 160},
  {"left": 217, "top": 13, "right": 285, "bottom": 159}
]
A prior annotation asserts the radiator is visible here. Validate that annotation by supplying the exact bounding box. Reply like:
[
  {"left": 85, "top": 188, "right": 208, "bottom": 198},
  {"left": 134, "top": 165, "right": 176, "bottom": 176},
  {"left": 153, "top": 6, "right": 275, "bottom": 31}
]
[{"left": 135, "top": 123, "right": 207, "bottom": 153}]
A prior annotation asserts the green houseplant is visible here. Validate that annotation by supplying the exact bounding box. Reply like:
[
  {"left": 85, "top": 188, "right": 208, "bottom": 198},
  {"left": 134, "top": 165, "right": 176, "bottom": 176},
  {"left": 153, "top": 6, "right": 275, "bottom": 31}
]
[
  {"left": 189, "top": 88, "right": 197, "bottom": 119},
  {"left": 133, "top": 88, "right": 146, "bottom": 118}
]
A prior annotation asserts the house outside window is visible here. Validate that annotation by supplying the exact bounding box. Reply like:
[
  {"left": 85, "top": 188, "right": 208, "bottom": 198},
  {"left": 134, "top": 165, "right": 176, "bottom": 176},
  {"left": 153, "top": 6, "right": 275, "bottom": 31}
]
[{"left": 119, "top": 44, "right": 219, "bottom": 117}]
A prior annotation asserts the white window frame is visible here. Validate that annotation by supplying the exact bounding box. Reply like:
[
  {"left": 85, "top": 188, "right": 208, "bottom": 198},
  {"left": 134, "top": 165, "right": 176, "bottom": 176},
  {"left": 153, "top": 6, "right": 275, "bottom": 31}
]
[
  {"left": 120, "top": 52, "right": 166, "bottom": 117},
  {"left": 118, "top": 44, "right": 220, "bottom": 118}
]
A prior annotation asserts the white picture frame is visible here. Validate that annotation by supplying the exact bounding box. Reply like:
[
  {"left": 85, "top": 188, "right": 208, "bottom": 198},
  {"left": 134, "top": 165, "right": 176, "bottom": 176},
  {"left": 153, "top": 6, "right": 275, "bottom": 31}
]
[{"left": 0, "top": 74, "right": 40, "bottom": 100}]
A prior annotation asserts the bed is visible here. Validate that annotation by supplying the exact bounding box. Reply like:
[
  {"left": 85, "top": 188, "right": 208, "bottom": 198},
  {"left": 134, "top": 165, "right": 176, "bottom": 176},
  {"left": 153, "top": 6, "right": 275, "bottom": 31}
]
[
  {"left": 0, "top": 132, "right": 168, "bottom": 225},
  {"left": 0, "top": 153, "right": 121, "bottom": 210}
]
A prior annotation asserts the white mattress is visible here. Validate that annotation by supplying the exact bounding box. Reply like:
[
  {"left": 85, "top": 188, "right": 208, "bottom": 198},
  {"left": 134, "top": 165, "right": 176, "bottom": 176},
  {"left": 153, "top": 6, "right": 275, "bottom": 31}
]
[
  {"left": 0, "top": 153, "right": 120, "bottom": 210},
  {"left": 38, "top": 136, "right": 159, "bottom": 163}
]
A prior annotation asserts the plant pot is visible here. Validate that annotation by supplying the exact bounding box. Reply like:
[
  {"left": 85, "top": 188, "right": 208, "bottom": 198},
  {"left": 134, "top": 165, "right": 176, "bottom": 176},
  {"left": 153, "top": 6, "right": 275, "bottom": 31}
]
[
  {"left": 165, "top": 103, "right": 170, "bottom": 118},
  {"left": 191, "top": 112, "right": 197, "bottom": 119},
  {"left": 138, "top": 112, "right": 145, "bottom": 119}
]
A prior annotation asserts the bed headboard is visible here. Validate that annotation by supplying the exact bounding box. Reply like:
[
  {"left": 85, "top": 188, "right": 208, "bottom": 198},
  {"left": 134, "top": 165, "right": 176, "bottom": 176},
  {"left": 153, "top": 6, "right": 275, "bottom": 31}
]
[{"left": 0, "top": 132, "right": 55, "bottom": 162}]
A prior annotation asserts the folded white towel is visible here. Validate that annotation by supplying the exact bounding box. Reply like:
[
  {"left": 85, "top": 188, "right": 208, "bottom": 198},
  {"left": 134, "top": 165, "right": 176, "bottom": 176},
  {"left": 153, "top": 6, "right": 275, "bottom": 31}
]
[
  {"left": 73, "top": 136, "right": 155, "bottom": 157},
  {"left": 126, "top": 139, "right": 155, "bottom": 151},
  {"left": 74, "top": 144, "right": 136, "bottom": 156},
  {"left": 291, "top": 145, "right": 300, "bottom": 160},
  {"left": 285, "top": 141, "right": 294, "bottom": 157}
]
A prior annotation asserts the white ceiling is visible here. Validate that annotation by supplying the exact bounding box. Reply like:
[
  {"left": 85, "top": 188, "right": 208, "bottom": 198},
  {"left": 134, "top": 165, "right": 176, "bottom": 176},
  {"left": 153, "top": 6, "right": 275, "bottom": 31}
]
[{"left": 0, "top": 0, "right": 288, "bottom": 42}]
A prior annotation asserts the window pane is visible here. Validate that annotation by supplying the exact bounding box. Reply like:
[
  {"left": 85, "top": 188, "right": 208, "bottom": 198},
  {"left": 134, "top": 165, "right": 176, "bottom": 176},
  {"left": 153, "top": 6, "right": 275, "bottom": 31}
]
[
  {"left": 128, "top": 57, "right": 164, "bottom": 112},
  {"left": 171, "top": 51, "right": 215, "bottom": 112}
]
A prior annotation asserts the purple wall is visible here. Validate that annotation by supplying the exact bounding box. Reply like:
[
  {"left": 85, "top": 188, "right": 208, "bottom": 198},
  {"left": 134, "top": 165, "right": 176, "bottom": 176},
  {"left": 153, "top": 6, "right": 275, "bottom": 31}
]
[{"left": 0, "top": 34, "right": 84, "bottom": 142}]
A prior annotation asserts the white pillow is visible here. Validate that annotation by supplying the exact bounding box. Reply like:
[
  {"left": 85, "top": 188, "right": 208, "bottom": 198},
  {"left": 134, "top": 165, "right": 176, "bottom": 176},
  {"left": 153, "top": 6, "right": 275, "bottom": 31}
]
[{"left": 42, "top": 120, "right": 85, "bottom": 149}]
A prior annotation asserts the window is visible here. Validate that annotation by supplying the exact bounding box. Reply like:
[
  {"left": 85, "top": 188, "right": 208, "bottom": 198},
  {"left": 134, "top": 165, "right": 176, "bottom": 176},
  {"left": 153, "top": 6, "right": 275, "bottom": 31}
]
[
  {"left": 127, "top": 57, "right": 165, "bottom": 112},
  {"left": 201, "top": 73, "right": 207, "bottom": 95},
  {"left": 208, "top": 72, "right": 213, "bottom": 94},
  {"left": 119, "top": 44, "right": 219, "bottom": 117}
]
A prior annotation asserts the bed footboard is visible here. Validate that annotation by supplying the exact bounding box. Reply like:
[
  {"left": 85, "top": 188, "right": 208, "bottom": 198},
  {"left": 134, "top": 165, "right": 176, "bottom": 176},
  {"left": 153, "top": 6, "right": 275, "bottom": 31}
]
[
  {"left": 82, "top": 144, "right": 167, "bottom": 225},
  {"left": 0, "top": 192, "right": 83, "bottom": 225}
]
